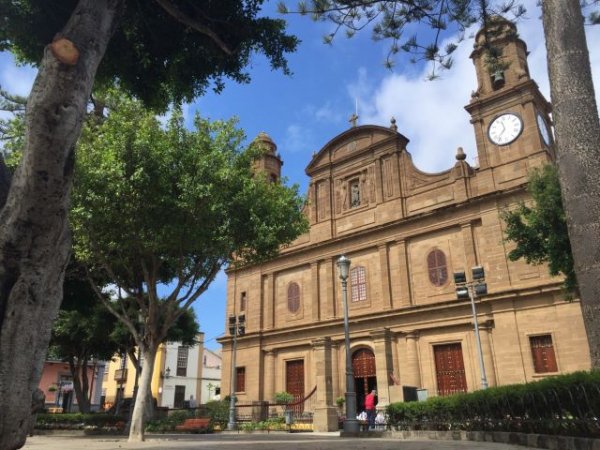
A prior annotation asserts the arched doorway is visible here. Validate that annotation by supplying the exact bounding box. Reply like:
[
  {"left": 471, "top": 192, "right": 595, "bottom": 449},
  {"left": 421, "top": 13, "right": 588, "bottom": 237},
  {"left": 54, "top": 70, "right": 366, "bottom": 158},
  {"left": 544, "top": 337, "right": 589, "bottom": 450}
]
[{"left": 352, "top": 348, "right": 377, "bottom": 412}]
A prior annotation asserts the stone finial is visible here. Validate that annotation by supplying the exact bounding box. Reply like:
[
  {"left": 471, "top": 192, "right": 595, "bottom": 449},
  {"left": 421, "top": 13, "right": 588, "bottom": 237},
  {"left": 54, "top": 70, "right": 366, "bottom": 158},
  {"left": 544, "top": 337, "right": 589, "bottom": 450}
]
[
  {"left": 312, "top": 151, "right": 317, "bottom": 159},
  {"left": 455, "top": 147, "right": 467, "bottom": 161},
  {"left": 390, "top": 117, "right": 398, "bottom": 131}
]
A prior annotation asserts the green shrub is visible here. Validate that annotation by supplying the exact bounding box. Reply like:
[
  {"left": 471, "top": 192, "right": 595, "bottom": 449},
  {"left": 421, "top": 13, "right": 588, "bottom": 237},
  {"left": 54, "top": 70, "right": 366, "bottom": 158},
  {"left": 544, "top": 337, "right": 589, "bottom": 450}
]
[
  {"left": 36, "top": 413, "right": 126, "bottom": 430},
  {"left": 386, "top": 370, "right": 600, "bottom": 437},
  {"left": 274, "top": 392, "right": 294, "bottom": 404},
  {"left": 205, "top": 400, "right": 229, "bottom": 428},
  {"left": 144, "top": 410, "right": 194, "bottom": 433}
]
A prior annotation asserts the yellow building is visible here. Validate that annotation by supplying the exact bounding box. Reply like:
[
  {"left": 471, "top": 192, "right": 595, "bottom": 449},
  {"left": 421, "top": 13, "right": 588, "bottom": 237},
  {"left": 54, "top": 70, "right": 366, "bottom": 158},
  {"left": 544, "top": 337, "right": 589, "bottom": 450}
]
[
  {"left": 219, "top": 19, "right": 591, "bottom": 432},
  {"left": 101, "top": 333, "right": 206, "bottom": 409}
]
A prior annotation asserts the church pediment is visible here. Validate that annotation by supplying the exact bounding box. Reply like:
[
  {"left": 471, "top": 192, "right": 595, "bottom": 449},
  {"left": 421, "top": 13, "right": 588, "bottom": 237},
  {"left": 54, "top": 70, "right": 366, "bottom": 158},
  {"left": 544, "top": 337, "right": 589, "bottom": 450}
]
[{"left": 305, "top": 125, "right": 408, "bottom": 176}]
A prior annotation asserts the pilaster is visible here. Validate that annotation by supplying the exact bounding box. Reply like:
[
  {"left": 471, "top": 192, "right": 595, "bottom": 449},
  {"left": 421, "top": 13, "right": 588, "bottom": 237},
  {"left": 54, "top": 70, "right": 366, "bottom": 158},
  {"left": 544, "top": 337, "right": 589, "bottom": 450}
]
[{"left": 311, "top": 337, "right": 338, "bottom": 432}]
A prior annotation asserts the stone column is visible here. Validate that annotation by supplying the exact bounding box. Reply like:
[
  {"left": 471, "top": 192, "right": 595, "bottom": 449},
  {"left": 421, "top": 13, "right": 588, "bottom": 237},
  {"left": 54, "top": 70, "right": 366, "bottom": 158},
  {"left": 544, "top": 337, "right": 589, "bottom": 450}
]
[
  {"left": 311, "top": 337, "right": 338, "bottom": 432},
  {"left": 263, "top": 349, "right": 277, "bottom": 403},
  {"left": 480, "top": 321, "right": 497, "bottom": 387},
  {"left": 378, "top": 244, "right": 393, "bottom": 310},
  {"left": 461, "top": 223, "right": 478, "bottom": 270},
  {"left": 397, "top": 240, "right": 412, "bottom": 307},
  {"left": 311, "top": 261, "right": 320, "bottom": 322},
  {"left": 264, "top": 273, "right": 275, "bottom": 330},
  {"left": 331, "top": 342, "right": 340, "bottom": 402},
  {"left": 404, "top": 331, "right": 422, "bottom": 389},
  {"left": 370, "top": 328, "right": 393, "bottom": 407}
]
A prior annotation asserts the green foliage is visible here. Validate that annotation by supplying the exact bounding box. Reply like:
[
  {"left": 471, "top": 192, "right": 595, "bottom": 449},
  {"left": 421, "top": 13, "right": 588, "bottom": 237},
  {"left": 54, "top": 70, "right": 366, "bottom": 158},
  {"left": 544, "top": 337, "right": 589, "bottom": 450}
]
[
  {"left": 204, "top": 400, "right": 229, "bottom": 429},
  {"left": 71, "top": 89, "right": 307, "bottom": 347},
  {"left": 0, "top": 1, "right": 298, "bottom": 111},
  {"left": 502, "top": 164, "right": 576, "bottom": 295},
  {"left": 335, "top": 396, "right": 345, "bottom": 408},
  {"left": 386, "top": 371, "right": 600, "bottom": 437},
  {"left": 274, "top": 391, "right": 294, "bottom": 404},
  {"left": 36, "top": 413, "right": 125, "bottom": 429},
  {"left": 279, "top": 0, "right": 529, "bottom": 76},
  {"left": 144, "top": 410, "right": 194, "bottom": 433}
]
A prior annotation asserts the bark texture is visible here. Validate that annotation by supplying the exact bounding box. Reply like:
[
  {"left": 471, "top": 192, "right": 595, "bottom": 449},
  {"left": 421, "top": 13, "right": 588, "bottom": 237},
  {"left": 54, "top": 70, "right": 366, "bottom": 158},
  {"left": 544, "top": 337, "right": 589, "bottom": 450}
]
[
  {"left": 129, "top": 344, "right": 157, "bottom": 442},
  {"left": 542, "top": 0, "right": 600, "bottom": 368},
  {"left": 0, "top": 1, "right": 122, "bottom": 448}
]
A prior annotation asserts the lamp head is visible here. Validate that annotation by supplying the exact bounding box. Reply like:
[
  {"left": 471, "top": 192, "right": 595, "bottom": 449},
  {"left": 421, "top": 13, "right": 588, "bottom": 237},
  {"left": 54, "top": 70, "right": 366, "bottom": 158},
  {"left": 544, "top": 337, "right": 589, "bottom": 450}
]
[{"left": 336, "top": 255, "right": 351, "bottom": 280}]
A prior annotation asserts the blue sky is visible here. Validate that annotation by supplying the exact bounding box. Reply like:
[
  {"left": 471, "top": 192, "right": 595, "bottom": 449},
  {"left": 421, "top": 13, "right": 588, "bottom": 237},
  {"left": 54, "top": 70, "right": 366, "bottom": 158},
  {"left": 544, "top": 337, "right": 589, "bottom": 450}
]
[{"left": 1, "top": 1, "right": 599, "bottom": 350}]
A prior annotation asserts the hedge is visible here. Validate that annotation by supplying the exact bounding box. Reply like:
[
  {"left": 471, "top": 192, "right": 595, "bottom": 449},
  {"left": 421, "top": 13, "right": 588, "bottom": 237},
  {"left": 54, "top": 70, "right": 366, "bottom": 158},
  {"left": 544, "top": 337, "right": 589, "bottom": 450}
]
[{"left": 386, "top": 371, "right": 600, "bottom": 437}]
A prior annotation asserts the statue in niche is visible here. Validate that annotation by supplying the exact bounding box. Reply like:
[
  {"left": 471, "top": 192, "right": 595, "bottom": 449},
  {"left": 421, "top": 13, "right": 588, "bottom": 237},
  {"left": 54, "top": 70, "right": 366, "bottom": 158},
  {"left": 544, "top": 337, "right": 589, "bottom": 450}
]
[{"left": 351, "top": 181, "right": 360, "bottom": 207}]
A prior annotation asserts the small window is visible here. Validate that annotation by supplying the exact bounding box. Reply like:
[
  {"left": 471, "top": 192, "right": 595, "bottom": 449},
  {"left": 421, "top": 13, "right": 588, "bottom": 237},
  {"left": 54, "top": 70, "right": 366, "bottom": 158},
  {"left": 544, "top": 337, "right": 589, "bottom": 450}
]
[
  {"left": 427, "top": 249, "right": 448, "bottom": 286},
  {"left": 530, "top": 334, "right": 558, "bottom": 373},
  {"left": 350, "top": 266, "right": 367, "bottom": 302},
  {"left": 177, "top": 346, "right": 189, "bottom": 377},
  {"left": 240, "top": 292, "right": 247, "bottom": 312},
  {"left": 236, "top": 367, "right": 246, "bottom": 392},
  {"left": 287, "top": 282, "right": 300, "bottom": 313}
]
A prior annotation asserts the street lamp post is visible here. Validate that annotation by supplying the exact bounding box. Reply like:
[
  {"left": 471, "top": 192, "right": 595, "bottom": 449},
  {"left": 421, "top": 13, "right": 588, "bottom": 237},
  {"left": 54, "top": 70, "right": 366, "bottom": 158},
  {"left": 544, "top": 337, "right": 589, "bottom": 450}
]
[
  {"left": 337, "top": 255, "right": 360, "bottom": 433},
  {"left": 454, "top": 266, "right": 489, "bottom": 390},
  {"left": 227, "top": 313, "right": 245, "bottom": 431}
]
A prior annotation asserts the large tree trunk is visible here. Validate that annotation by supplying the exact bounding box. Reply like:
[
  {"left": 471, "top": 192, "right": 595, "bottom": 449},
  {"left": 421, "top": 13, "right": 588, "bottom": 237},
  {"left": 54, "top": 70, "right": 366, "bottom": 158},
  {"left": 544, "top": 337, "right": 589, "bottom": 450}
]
[
  {"left": 69, "top": 357, "right": 91, "bottom": 413},
  {"left": 129, "top": 345, "right": 157, "bottom": 442},
  {"left": 542, "top": 0, "right": 600, "bottom": 368},
  {"left": 0, "top": 1, "right": 121, "bottom": 448}
]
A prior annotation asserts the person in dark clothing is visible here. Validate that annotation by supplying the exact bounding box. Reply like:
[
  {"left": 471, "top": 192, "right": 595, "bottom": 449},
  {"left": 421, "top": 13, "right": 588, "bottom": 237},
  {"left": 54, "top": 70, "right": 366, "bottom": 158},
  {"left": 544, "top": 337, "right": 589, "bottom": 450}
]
[{"left": 364, "top": 389, "right": 377, "bottom": 430}]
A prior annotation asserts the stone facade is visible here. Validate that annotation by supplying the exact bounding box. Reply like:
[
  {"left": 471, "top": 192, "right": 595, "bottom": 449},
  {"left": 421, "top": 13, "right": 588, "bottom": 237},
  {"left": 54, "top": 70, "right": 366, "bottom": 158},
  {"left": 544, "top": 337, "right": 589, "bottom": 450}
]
[{"left": 218, "top": 19, "right": 591, "bottom": 431}]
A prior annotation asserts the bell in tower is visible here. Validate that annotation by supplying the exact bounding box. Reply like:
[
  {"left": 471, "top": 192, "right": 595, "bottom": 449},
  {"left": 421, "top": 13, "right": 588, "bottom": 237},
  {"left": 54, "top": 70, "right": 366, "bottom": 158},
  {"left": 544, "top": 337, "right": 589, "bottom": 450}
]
[
  {"left": 252, "top": 131, "right": 283, "bottom": 183},
  {"left": 465, "top": 17, "right": 553, "bottom": 193},
  {"left": 470, "top": 16, "right": 531, "bottom": 97}
]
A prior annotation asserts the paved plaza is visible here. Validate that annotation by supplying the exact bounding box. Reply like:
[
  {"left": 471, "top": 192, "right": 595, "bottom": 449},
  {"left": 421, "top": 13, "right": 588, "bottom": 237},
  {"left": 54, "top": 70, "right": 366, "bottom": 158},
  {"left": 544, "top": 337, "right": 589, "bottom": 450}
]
[{"left": 22, "top": 433, "right": 538, "bottom": 450}]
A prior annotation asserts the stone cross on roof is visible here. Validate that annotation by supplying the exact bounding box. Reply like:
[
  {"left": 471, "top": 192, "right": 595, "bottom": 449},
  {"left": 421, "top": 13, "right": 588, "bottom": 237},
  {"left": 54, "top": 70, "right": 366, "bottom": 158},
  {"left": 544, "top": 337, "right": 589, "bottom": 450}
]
[{"left": 349, "top": 113, "right": 358, "bottom": 127}]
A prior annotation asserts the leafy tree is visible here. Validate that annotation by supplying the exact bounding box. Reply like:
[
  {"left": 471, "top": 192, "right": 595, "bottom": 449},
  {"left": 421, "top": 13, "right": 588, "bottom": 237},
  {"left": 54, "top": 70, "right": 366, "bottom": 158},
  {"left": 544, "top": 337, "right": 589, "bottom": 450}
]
[
  {"left": 0, "top": 2, "right": 297, "bottom": 448},
  {"left": 282, "top": 0, "right": 600, "bottom": 370},
  {"left": 70, "top": 91, "right": 308, "bottom": 440},
  {"left": 502, "top": 164, "right": 576, "bottom": 295},
  {"left": 49, "top": 261, "right": 120, "bottom": 414}
]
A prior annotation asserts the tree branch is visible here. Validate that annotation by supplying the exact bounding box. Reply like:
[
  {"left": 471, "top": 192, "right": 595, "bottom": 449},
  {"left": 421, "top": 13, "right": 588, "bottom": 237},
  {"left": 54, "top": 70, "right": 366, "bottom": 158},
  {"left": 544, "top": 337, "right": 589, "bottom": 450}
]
[{"left": 154, "top": 0, "right": 233, "bottom": 55}]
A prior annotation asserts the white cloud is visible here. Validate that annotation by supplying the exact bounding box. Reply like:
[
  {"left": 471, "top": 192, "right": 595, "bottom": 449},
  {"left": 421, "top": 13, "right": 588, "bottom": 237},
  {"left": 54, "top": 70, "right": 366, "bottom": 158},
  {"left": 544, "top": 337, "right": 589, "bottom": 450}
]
[
  {"left": 348, "top": 2, "right": 600, "bottom": 173},
  {"left": 283, "top": 123, "right": 310, "bottom": 153},
  {"left": 0, "top": 62, "right": 36, "bottom": 97}
]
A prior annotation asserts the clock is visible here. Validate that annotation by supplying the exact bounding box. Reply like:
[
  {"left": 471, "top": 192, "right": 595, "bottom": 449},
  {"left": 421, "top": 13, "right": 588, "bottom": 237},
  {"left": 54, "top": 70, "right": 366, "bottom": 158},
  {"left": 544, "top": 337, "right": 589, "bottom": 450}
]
[
  {"left": 488, "top": 113, "right": 523, "bottom": 146},
  {"left": 536, "top": 112, "right": 551, "bottom": 146}
]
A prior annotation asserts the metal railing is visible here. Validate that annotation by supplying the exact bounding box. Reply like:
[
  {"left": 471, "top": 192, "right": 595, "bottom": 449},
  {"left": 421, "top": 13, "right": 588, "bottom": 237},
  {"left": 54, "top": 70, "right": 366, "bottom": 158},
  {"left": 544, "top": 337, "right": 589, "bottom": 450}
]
[{"left": 235, "top": 386, "right": 317, "bottom": 424}]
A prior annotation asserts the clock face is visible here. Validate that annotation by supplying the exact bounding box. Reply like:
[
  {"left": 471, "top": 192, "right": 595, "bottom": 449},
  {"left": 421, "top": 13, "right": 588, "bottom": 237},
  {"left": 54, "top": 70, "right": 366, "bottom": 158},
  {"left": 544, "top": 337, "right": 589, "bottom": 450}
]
[
  {"left": 536, "top": 112, "right": 551, "bottom": 146},
  {"left": 488, "top": 113, "right": 523, "bottom": 146}
]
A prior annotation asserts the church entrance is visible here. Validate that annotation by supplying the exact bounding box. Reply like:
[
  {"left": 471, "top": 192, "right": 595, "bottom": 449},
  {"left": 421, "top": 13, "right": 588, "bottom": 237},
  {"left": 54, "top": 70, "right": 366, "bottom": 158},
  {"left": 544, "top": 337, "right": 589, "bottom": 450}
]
[
  {"left": 286, "top": 359, "right": 305, "bottom": 413},
  {"left": 434, "top": 343, "right": 467, "bottom": 396},
  {"left": 352, "top": 348, "right": 377, "bottom": 413}
]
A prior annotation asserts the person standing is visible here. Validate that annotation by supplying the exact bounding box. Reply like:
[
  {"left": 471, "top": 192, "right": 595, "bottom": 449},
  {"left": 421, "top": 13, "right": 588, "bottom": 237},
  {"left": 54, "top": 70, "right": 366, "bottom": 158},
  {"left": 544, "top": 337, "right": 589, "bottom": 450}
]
[{"left": 364, "top": 389, "right": 377, "bottom": 430}]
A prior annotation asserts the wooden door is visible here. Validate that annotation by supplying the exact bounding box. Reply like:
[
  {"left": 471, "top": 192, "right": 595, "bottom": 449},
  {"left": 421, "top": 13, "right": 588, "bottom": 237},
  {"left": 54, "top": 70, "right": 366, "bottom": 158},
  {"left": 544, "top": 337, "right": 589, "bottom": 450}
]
[
  {"left": 434, "top": 343, "right": 467, "bottom": 396},
  {"left": 286, "top": 360, "right": 304, "bottom": 413},
  {"left": 352, "top": 348, "right": 377, "bottom": 411}
]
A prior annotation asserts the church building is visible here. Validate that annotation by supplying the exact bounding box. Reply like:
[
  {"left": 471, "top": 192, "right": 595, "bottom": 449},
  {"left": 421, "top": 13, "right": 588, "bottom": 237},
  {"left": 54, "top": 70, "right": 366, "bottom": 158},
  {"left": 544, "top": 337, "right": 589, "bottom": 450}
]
[{"left": 218, "top": 19, "right": 591, "bottom": 431}]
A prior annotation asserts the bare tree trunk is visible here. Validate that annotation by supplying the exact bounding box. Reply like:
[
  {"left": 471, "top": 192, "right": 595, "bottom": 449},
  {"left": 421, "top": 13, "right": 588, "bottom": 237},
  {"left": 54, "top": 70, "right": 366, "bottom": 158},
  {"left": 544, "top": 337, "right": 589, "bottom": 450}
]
[
  {"left": 542, "top": 0, "right": 600, "bottom": 368},
  {"left": 69, "top": 357, "right": 91, "bottom": 413},
  {"left": 0, "top": 1, "right": 121, "bottom": 448},
  {"left": 129, "top": 345, "right": 157, "bottom": 442}
]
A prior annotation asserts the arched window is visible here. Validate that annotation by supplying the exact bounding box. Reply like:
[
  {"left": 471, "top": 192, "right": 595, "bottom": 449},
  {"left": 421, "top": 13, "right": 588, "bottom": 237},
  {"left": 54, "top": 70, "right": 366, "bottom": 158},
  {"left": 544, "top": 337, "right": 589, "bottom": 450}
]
[
  {"left": 287, "top": 282, "right": 301, "bottom": 313},
  {"left": 427, "top": 249, "right": 448, "bottom": 286},
  {"left": 350, "top": 266, "right": 367, "bottom": 302}
]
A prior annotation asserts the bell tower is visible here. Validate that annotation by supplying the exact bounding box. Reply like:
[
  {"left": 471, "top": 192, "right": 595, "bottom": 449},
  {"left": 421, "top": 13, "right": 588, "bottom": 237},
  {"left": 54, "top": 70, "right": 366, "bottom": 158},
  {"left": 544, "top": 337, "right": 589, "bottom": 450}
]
[
  {"left": 465, "top": 17, "right": 553, "bottom": 194},
  {"left": 252, "top": 131, "right": 283, "bottom": 183}
]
